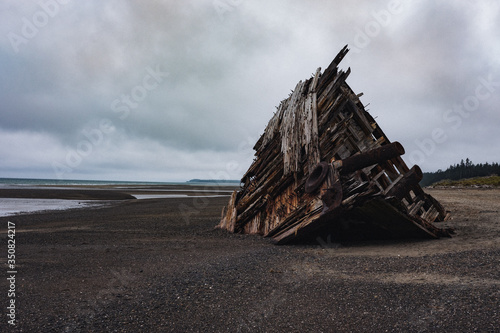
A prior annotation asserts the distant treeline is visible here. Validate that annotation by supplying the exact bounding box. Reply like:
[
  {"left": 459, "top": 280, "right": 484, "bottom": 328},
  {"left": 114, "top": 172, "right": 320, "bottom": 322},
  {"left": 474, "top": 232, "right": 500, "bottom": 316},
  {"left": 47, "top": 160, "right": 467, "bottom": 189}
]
[{"left": 421, "top": 158, "right": 500, "bottom": 187}]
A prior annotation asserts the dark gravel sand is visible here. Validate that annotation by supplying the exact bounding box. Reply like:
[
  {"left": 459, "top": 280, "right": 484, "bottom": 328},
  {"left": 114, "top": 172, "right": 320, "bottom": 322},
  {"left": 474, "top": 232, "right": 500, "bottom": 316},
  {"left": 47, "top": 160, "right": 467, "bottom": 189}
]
[{"left": 0, "top": 187, "right": 499, "bottom": 332}]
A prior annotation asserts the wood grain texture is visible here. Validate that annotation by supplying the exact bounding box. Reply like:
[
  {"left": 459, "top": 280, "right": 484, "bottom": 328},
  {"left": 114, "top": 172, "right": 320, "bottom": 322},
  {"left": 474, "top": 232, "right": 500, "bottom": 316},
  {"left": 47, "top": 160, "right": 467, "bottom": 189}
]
[{"left": 218, "top": 46, "right": 451, "bottom": 244}]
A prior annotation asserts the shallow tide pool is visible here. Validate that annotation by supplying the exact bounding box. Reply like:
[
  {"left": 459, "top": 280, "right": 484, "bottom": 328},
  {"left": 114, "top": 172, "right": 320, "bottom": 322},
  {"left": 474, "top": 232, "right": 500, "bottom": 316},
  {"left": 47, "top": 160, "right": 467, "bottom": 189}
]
[{"left": 0, "top": 198, "right": 109, "bottom": 217}]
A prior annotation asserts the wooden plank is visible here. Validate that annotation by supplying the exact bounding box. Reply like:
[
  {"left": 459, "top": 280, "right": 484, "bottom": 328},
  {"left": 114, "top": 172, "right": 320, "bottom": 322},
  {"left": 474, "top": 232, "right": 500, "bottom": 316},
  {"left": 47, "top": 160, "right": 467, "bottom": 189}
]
[{"left": 217, "top": 46, "right": 451, "bottom": 243}]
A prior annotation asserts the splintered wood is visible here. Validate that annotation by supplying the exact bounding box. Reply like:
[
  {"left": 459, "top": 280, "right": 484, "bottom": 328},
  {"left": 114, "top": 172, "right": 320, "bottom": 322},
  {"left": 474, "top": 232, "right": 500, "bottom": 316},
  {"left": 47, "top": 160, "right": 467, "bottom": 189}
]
[{"left": 218, "top": 46, "right": 453, "bottom": 245}]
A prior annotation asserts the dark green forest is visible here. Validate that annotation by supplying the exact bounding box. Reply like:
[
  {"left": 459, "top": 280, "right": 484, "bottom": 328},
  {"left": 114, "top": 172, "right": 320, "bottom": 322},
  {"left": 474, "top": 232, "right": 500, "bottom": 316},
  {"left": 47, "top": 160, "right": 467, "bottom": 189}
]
[{"left": 420, "top": 158, "right": 500, "bottom": 186}]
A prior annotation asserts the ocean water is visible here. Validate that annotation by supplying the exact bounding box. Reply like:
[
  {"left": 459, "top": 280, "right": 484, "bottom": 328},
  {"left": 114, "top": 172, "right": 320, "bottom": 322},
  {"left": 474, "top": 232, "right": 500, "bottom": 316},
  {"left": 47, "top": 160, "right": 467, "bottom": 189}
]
[
  {"left": 0, "top": 177, "right": 179, "bottom": 186},
  {"left": 0, "top": 177, "right": 176, "bottom": 217},
  {"left": 0, "top": 178, "right": 234, "bottom": 217},
  {"left": 0, "top": 198, "right": 110, "bottom": 217}
]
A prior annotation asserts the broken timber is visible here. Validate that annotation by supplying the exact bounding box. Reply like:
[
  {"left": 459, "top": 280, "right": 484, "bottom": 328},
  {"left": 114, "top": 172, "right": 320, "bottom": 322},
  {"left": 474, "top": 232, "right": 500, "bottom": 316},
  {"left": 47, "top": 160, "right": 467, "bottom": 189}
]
[{"left": 218, "top": 46, "right": 452, "bottom": 245}]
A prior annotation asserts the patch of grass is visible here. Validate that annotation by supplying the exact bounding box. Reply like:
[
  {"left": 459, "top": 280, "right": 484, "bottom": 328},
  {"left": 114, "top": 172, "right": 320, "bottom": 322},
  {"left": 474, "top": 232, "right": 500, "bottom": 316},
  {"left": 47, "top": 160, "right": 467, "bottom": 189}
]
[{"left": 433, "top": 175, "right": 500, "bottom": 187}]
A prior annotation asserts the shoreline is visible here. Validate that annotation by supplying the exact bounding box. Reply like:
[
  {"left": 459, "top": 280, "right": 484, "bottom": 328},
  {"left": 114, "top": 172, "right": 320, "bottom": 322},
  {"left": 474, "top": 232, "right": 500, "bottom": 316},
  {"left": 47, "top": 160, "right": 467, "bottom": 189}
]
[
  {"left": 0, "top": 188, "right": 498, "bottom": 331},
  {"left": 0, "top": 184, "right": 236, "bottom": 217}
]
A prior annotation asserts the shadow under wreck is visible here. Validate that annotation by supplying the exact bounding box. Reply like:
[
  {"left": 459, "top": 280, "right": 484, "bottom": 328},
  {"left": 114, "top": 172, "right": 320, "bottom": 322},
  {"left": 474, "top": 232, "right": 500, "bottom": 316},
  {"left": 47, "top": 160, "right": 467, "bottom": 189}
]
[{"left": 218, "top": 46, "right": 453, "bottom": 245}]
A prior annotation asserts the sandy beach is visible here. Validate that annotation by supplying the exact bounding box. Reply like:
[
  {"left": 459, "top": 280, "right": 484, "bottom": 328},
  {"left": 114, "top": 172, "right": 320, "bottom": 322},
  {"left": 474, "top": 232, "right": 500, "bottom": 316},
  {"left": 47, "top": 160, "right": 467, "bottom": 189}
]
[{"left": 1, "top": 186, "right": 499, "bottom": 332}]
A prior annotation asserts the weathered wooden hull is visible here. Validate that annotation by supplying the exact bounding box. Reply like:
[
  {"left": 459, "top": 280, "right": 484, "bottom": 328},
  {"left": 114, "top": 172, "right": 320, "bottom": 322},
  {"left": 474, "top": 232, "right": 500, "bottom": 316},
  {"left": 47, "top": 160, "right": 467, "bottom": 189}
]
[{"left": 218, "top": 46, "right": 452, "bottom": 244}]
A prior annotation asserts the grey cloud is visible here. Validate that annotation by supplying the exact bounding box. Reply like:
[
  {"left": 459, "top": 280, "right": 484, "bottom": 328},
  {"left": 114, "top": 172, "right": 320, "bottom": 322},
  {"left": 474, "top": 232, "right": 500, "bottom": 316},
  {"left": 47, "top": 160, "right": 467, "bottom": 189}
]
[{"left": 0, "top": 0, "right": 499, "bottom": 180}]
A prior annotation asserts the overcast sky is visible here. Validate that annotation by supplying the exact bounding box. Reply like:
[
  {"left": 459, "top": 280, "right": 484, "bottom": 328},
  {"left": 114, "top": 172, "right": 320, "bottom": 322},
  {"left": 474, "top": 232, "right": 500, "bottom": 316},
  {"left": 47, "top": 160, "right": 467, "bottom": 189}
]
[{"left": 1, "top": 0, "right": 499, "bottom": 182}]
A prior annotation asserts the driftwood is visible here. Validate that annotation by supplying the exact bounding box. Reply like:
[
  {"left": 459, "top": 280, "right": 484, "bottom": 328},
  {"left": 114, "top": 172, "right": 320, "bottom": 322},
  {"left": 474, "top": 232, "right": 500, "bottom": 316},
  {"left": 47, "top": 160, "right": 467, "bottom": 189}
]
[{"left": 218, "top": 46, "right": 452, "bottom": 244}]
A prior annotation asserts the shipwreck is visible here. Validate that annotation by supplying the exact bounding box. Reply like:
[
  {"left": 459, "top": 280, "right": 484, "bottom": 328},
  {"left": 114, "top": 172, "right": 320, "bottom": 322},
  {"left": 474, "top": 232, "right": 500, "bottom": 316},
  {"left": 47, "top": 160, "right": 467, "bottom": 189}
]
[{"left": 218, "top": 46, "right": 452, "bottom": 244}]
